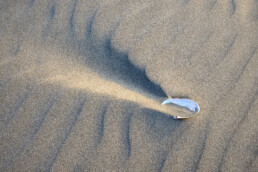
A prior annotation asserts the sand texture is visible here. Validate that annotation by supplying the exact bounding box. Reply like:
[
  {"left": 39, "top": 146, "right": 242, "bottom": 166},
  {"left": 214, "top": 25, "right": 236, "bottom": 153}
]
[{"left": 0, "top": 0, "right": 258, "bottom": 171}]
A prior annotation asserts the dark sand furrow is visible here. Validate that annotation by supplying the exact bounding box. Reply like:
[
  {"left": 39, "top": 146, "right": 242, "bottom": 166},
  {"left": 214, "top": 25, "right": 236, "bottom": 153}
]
[
  {"left": 110, "top": 1, "right": 186, "bottom": 52},
  {"left": 95, "top": 105, "right": 109, "bottom": 146},
  {"left": 0, "top": 84, "right": 33, "bottom": 131},
  {"left": 210, "top": 46, "right": 258, "bottom": 100},
  {"left": 4, "top": 87, "right": 33, "bottom": 125},
  {"left": 160, "top": 119, "right": 210, "bottom": 171},
  {"left": 48, "top": 97, "right": 87, "bottom": 171},
  {"left": 85, "top": 9, "right": 98, "bottom": 40},
  {"left": 5, "top": 90, "right": 87, "bottom": 171},
  {"left": 250, "top": 156, "right": 258, "bottom": 171},
  {"left": 42, "top": 96, "right": 87, "bottom": 168},
  {"left": 192, "top": 122, "right": 211, "bottom": 172},
  {"left": 42, "top": 2, "right": 56, "bottom": 40},
  {"left": 158, "top": 153, "right": 167, "bottom": 172},
  {"left": 50, "top": 95, "right": 111, "bottom": 171},
  {"left": 111, "top": 0, "right": 221, "bottom": 54},
  {"left": 218, "top": 33, "right": 238, "bottom": 62},
  {"left": 28, "top": 0, "right": 35, "bottom": 8},
  {"left": 196, "top": 57, "right": 258, "bottom": 171},
  {"left": 10, "top": 37, "right": 22, "bottom": 57},
  {"left": 143, "top": 27, "right": 238, "bottom": 98},
  {"left": 80, "top": 101, "right": 141, "bottom": 171},
  {"left": 0, "top": 78, "right": 11, "bottom": 93},
  {"left": 234, "top": 48, "right": 257, "bottom": 83},
  {"left": 231, "top": 0, "right": 236, "bottom": 16},
  {"left": 217, "top": 95, "right": 257, "bottom": 171},
  {"left": 123, "top": 111, "right": 133, "bottom": 158},
  {"left": 157, "top": 150, "right": 171, "bottom": 172},
  {"left": 1, "top": 92, "right": 59, "bottom": 171},
  {"left": 72, "top": 0, "right": 100, "bottom": 41},
  {"left": 6, "top": 0, "right": 38, "bottom": 57},
  {"left": 209, "top": 0, "right": 218, "bottom": 10},
  {"left": 22, "top": 95, "right": 59, "bottom": 149},
  {"left": 219, "top": 98, "right": 258, "bottom": 171},
  {"left": 129, "top": 22, "right": 186, "bottom": 70},
  {"left": 68, "top": 0, "right": 78, "bottom": 37},
  {"left": 196, "top": 31, "right": 214, "bottom": 50},
  {"left": 90, "top": 0, "right": 157, "bottom": 50},
  {"left": 126, "top": 108, "right": 187, "bottom": 171}
]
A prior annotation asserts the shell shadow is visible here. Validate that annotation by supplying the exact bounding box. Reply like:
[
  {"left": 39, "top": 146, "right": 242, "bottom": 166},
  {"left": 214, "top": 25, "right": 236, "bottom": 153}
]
[{"left": 140, "top": 108, "right": 183, "bottom": 141}]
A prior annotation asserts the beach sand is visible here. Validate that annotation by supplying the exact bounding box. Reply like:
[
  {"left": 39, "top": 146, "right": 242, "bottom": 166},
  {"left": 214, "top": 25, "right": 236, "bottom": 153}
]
[{"left": 0, "top": 0, "right": 257, "bottom": 171}]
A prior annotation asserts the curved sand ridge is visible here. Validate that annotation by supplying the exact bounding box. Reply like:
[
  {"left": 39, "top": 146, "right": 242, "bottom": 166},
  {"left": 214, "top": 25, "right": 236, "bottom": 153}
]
[{"left": 0, "top": 0, "right": 257, "bottom": 171}]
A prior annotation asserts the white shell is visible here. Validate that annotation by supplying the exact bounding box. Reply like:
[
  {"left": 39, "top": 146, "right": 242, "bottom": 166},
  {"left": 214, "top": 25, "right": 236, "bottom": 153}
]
[{"left": 161, "top": 98, "right": 200, "bottom": 119}]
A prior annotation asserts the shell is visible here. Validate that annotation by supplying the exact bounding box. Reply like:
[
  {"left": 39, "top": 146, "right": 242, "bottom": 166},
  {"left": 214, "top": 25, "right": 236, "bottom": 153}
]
[{"left": 161, "top": 98, "right": 200, "bottom": 119}]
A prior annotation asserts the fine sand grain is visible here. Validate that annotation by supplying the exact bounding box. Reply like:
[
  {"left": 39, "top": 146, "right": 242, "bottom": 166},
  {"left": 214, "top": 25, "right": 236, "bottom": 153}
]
[{"left": 0, "top": 0, "right": 257, "bottom": 171}]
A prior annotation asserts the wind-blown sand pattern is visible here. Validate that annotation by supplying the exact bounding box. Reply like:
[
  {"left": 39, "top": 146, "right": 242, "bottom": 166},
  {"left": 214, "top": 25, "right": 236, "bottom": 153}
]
[{"left": 0, "top": 0, "right": 257, "bottom": 171}]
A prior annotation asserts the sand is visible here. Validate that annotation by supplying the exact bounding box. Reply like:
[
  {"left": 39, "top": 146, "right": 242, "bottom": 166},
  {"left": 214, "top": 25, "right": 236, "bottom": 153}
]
[{"left": 0, "top": 0, "right": 257, "bottom": 171}]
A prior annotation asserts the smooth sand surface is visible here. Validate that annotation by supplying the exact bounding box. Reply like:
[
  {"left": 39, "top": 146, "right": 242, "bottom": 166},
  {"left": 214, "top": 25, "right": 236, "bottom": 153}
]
[{"left": 0, "top": 0, "right": 257, "bottom": 171}]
